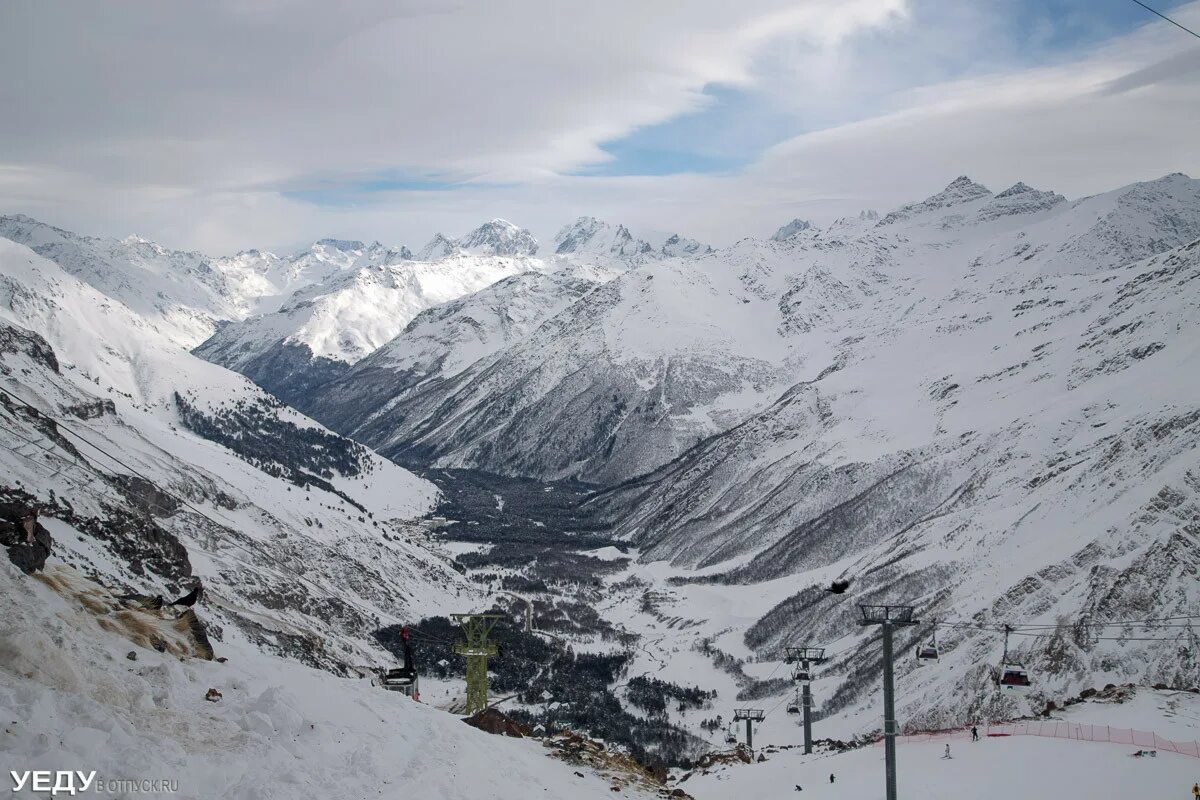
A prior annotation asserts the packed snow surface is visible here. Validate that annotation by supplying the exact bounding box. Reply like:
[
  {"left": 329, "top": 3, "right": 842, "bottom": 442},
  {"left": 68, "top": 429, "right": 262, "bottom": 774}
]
[{"left": 0, "top": 561, "right": 654, "bottom": 800}]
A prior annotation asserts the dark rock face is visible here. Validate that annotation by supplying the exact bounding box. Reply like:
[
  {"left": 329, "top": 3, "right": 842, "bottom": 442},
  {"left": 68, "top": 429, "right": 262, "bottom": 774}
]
[
  {"left": 173, "top": 391, "right": 368, "bottom": 506},
  {"left": 0, "top": 504, "right": 52, "bottom": 574},
  {"left": 192, "top": 338, "right": 349, "bottom": 411},
  {"left": 0, "top": 322, "right": 59, "bottom": 373},
  {"left": 463, "top": 708, "right": 533, "bottom": 737}
]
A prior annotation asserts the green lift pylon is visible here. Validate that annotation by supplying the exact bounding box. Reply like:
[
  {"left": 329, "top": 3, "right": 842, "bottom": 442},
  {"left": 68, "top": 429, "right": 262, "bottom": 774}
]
[{"left": 451, "top": 613, "right": 502, "bottom": 714}]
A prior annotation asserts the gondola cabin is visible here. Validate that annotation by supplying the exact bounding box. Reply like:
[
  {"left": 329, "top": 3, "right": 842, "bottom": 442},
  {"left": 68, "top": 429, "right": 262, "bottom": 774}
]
[{"left": 997, "top": 664, "right": 1031, "bottom": 689}]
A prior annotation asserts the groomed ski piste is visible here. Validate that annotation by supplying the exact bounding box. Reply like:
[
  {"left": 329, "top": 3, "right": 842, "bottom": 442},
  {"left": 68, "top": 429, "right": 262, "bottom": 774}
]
[
  {"left": 0, "top": 560, "right": 659, "bottom": 800},
  {"left": 682, "top": 723, "right": 1200, "bottom": 800}
]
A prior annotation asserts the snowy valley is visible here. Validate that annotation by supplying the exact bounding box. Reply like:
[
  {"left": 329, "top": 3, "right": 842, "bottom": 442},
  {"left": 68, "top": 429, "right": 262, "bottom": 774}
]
[{"left": 2, "top": 171, "right": 1199, "bottom": 799}]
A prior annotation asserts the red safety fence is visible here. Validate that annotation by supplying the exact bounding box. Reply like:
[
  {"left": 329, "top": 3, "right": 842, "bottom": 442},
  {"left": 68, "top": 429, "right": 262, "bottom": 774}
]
[{"left": 879, "top": 721, "right": 1200, "bottom": 758}]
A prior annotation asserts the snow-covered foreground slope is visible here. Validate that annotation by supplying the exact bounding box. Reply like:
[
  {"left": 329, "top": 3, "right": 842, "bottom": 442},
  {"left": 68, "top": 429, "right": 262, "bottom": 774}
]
[
  {"left": 682, "top": 692, "right": 1200, "bottom": 800},
  {"left": 0, "top": 237, "right": 468, "bottom": 669},
  {"left": 0, "top": 561, "right": 655, "bottom": 800}
]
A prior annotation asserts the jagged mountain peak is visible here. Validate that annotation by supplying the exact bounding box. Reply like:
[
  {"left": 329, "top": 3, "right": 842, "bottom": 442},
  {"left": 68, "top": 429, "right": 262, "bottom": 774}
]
[
  {"left": 553, "top": 216, "right": 653, "bottom": 258},
  {"left": 878, "top": 175, "right": 993, "bottom": 225},
  {"left": 659, "top": 233, "right": 712, "bottom": 258},
  {"left": 417, "top": 232, "right": 458, "bottom": 261},
  {"left": 458, "top": 218, "right": 539, "bottom": 256},
  {"left": 313, "top": 238, "right": 368, "bottom": 252},
  {"left": 770, "top": 218, "right": 813, "bottom": 242},
  {"left": 995, "top": 181, "right": 1039, "bottom": 199}
]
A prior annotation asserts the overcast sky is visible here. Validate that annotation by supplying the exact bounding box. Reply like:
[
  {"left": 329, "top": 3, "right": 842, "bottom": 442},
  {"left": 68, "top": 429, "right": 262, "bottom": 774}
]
[{"left": 2, "top": 0, "right": 1198, "bottom": 254}]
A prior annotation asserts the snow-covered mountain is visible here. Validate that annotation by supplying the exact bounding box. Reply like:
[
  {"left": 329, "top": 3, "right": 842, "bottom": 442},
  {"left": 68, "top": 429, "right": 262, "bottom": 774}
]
[
  {"left": 554, "top": 216, "right": 653, "bottom": 260},
  {"left": 770, "top": 218, "right": 813, "bottom": 241},
  {"left": 0, "top": 237, "right": 473, "bottom": 672},
  {"left": 0, "top": 214, "right": 251, "bottom": 348},
  {"left": 573, "top": 176, "right": 1200, "bottom": 726},
  {"left": 308, "top": 248, "right": 794, "bottom": 484},
  {"left": 193, "top": 247, "right": 549, "bottom": 408},
  {"left": 5, "top": 171, "right": 1198, "bottom": 742},
  {"left": 302, "top": 174, "right": 1200, "bottom": 495},
  {"left": 0, "top": 215, "right": 422, "bottom": 349},
  {"left": 418, "top": 219, "right": 539, "bottom": 260},
  {"left": 457, "top": 219, "right": 540, "bottom": 256}
]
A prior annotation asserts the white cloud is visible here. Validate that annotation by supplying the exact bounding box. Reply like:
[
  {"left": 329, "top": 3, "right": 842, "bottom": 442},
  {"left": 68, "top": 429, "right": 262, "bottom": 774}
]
[{"left": 0, "top": 0, "right": 1198, "bottom": 252}]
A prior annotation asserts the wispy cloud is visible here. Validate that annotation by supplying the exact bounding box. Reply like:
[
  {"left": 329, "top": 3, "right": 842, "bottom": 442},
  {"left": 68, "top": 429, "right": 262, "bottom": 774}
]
[{"left": 0, "top": 0, "right": 1197, "bottom": 252}]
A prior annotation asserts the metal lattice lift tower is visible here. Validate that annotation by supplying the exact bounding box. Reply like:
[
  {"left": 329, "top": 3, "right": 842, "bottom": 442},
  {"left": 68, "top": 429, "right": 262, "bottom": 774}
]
[
  {"left": 859, "top": 604, "right": 919, "bottom": 800},
  {"left": 733, "top": 708, "right": 765, "bottom": 754},
  {"left": 785, "top": 646, "right": 827, "bottom": 754},
  {"left": 451, "top": 613, "right": 502, "bottom": 714}
]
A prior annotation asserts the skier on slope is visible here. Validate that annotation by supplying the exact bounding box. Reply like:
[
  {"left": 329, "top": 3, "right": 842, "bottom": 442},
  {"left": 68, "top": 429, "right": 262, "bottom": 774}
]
[
  {"left": 1191, "top": 782, "right": 1199, "bottom": 798},
  {"left": 943, "top": 743, "right": 952, "bottom": 759},
  {"left": 971, "top": 725, "right": 979, "bottom": 742},
  {"left": 829, "top": 773, "right": 836, "bottom": 784}
]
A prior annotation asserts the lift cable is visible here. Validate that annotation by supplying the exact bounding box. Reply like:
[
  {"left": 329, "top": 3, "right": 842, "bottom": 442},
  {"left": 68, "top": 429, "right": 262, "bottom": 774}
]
[{"left": 1126, "top": 0, "right": 1200, "bottom": 41}]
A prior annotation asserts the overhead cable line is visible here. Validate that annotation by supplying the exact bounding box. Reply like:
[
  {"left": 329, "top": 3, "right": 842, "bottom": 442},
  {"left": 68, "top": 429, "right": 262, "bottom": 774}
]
[{"left": 1127, "top": 0, "right": 1200, "bottom": 40}]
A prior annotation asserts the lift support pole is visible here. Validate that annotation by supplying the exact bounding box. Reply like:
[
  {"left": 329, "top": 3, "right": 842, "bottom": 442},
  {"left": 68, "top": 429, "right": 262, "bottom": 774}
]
[
  {"left": 786, "top": 646, "right": 828, "bottom": 755},
  {"left": 859, "top": 605, "right": 918, "bottom": 800},
  {"left": 733, "top": 708, "right": 765, "bottom": 754},
  {"left": 452, "top": 613, "right": 502, "bottom": 714}
]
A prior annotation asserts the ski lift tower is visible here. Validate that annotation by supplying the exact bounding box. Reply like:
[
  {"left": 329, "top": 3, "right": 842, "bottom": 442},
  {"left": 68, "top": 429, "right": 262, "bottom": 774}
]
[
  {"left": 859, "top": 605, "right": 918, "bottom": 800},
  {"left": 785, "top": 645, "right": 827, "bottom": 754},
  {"left": 451, "top": 613, "right": 502, "bottom": 714},
  {"left": 733, "top": 708, "right": 765, "bottom": 754}
]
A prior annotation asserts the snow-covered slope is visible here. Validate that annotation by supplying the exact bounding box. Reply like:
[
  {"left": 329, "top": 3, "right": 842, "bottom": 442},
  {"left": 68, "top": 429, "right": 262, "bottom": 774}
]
[
  {"left": 301, "top": 264, "right": 615, "bottom": 429},
  {"left": 0, "top": 237, "right": 470, "bottom": 671},
  {"left": 575, "top": 185, "right": 1200, "bottom": 725},
  {"left": 554, "top": 216, "right": 655, "bottom": 260},
  {"left": 0, "top": 560, "right": 656, "bottom": 800},
  {"left": 0, "top": 214, "right": 251, "bottom": 348},
  {"left": 315, "top": 249, "right": 798, "bottom": 484},
  {"left": 300, "top": 174, "right": 1200, "bottom": 493},
  {"left": 683, "top": 689, "right": 1200, "bottom": 800},
  {"left": 0, "top": 216, "right": 425, "bottom": 349},
  {"left": 193, "top": 249, "right": 547, "bottom": 408}
]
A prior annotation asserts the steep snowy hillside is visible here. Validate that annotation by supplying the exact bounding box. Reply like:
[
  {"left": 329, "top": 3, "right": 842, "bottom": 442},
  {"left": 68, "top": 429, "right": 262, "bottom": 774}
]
[
  {"left": 0, "top": 214, "right": 250, "bottom": 348},
  {"left": 0, "top": 237, "right": 471, "bottom": 672},
  {"left": 194, "top": 249, "right": 547, "bottom": 408},
  {"left": 583, "top": 231, "right": 1200, "bottom": 726},
  {"left": 299, "top": 174, "right": 1200, "bottom": 496},
  {"left": 320, "top": 250, "right": 799, "bottom": 484},
  {"left": 301, "top": 264, "right": 616, "bottom": 430},
  {"left": 0, "top": 216, "right": 424, "bottom": 349},
  {"left": 0, "top": 560, "right": 657, "bottom": 800}
]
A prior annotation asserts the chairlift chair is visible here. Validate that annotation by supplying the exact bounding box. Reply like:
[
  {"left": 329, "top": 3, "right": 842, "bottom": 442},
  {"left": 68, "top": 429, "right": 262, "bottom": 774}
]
[
  {"left": 787, "top": 703, "right": 800, "bottom": 714},
  {"left": 995, "top": 625, "right": 1032, "bottom": 690},
  {"left": 381, "top": 625, "right": 421, "bottom": 700},
  {"left": 792, "top": 666, "right": 812, "bottom": 684},
  {"left": 915, "top": 621, "right": 940, "bottom": 664}
]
